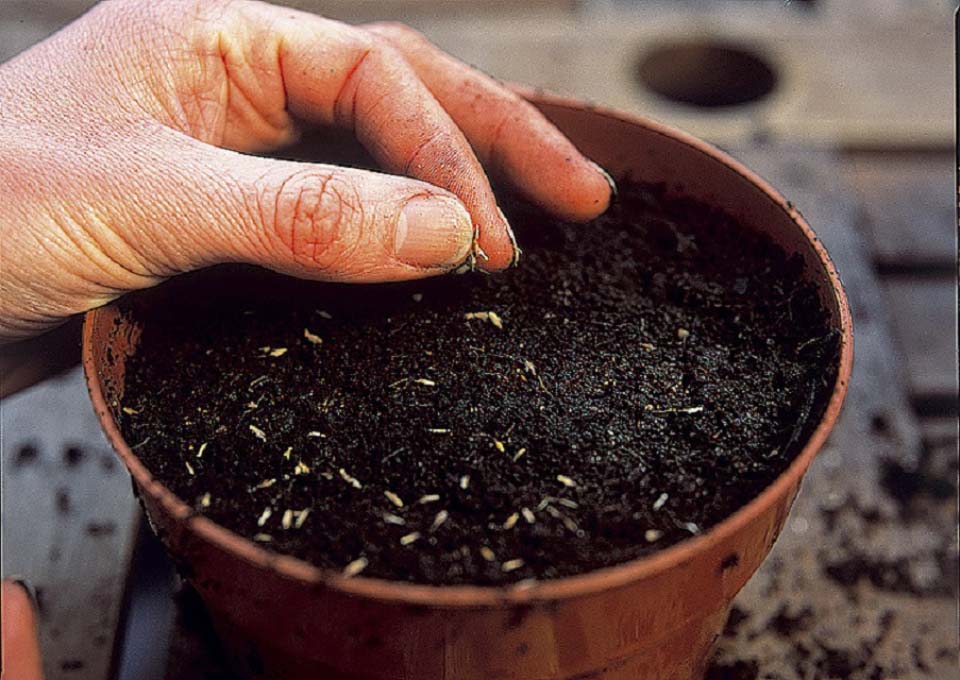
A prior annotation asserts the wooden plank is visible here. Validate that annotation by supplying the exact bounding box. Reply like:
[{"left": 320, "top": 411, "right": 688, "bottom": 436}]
[
  {"left": 1, "top": 367, "right": 140, "bottom": 680},
  {"left": 843, "top": 152, "right": 955, "bottom": 269},
  {"left": 882, "top": 278, "right": 958, "bottom": 408}
]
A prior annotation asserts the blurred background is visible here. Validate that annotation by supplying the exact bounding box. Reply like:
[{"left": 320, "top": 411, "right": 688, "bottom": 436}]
[{"left": 2, "top": 2, "right": 956, "bottom": 680}]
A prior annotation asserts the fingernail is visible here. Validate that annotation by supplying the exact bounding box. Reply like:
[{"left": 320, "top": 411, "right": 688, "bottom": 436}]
[
  {"left": 396, "top": 197, "right": 474, "bottom": 269},
  {"left": 590, "top": 161, "right": 618, "bottom": 198},
  {"left": 9, "top": 577, "right": 40, "bottom": 614}
]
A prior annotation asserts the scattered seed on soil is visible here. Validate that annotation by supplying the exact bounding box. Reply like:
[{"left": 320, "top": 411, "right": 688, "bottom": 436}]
[
  {"left": 503, "top": 512, "right": 519, "bottom": 530},
  {"left": 418, "top": 494, "right": 441, "bottom": 505},
  {"left": 282, "top": 509, "right": 294, "bottom": 530},
  {"left": 400, "top": 531, "right": 421, "bottom": 546},
  {"left": 303, "top": 329, "right": 322, "bottom": 344},
  {"left": 343, "top": 557, "right": 368, "bottom": 577},
  {"left": 255, "top": 478, "right": 277, "bottom": 489},
  {"left": 383, "top": 512, "right": 406, "bottom": 526},
  {"left": 294, "top": 460, "right": 310, "bottom": 475},
  {"left": 653, "top": 493, "right": 669, "bottom": 511},
  {"left": 557, "top": 475, "right": 577, "bottom": 488},
  {"left": 120, "top": 181, "right": 839, "bottom": 586},
  {"left": 480, "top": 546, "right": 496, "bottom": 562},
  {"left": 257, "top": 508, "right": 272, "bottom": 526},
  {"left": 430, "top": 510, "right": 449, "bottom": 531},
  {"left": 502, "top": 558, "right": 525, "bottom": 572},
  {"left": 384, "top": 490, "right": 404, "bottom": 508},
  {"left": 200, "top": 492, "right": 212, "bottom": 508}
]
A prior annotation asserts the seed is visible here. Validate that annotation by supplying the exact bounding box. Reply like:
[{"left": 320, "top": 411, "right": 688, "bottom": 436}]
[
  {"left": 427, "top": 428, "right": 450, "bottom": 434},
  {"left": 249, "top": 425, "right": 267, "bottom": 442},
  {"left": 339, "top": 468, "right": 362, "bottom": 489},
  {"left": 185, "top": 461, "right": 195, "bottom": 475},
  {"left": 269, "top": 347, "right": 288, "bottom": 357},
  {"left": 521, "top": 507, "right": 536, "bottom": 524},
  {"left": 545, "top": 506, "right": 562, "bottom": 519},
  {"left": 640, "top": 343, "right": 655, "bottom": 351},
  {"left": 343, "top": 557, "right": 368, "bottom": 577},
  {"left": 294, "top": 509, "right": 311, "bottom": 529},
  {"left": 412, "top": 293, "right": 423, "bottom": 302},
  {"left": 197, "top": 442, "right": 208, "bottom": 458},
  {"left": 383, "top": 513, "right": 406, "bottom": 526},
  {"left": 459, "top": 475, "right": 471, "bottom": 490},
  {"left": 384, "top": 491, "right": 404, "bottom": 508},
  {"left": 418, "top": 494, "right": 441, "bottom": 505},
  {"left": 122, "top": 407, "right": 139, "bottom": 415},
  {"left": 283, "top": 447, "right": 293, "bottom": 460},
  {"left": 561, "top": 516, "right": 579, "bottom": 533},
  {"left": 480, "top": 546, "right": 496, "bottom": 562},
  {"left": 316, "top": 310, "right": 333, "bottom": 320},
  {"left": 414, "top": 378, "right": 436, "bottom": 386},
  {"left": 493, "top": 439, "right": 505, "bottom": 453},
  {"left": 400, "top": 531, "right": 421, "bottom": 546},
  {"left": 557, "top": 498, "right": 579, "bottom": 509},
  {"left": 464, "top": 311, "right": 503, "bottom": 329},
  {"left": 503, "top": 512, "right": 519, "bottom": 530},
  {"left": 645, "top": 529, "right": 663, "bottom": 542},
  {"left": 523, "top": 359, "right": 537, "bottom": 374},
  {"left": 306, "top": 432, "right": 324, "bottom": 438},
  {"left": 303, "top": 328, "right": 323, "bottom": 345},
  {"left": 255, "top": 478, "right": 277, "bottom": 489},
  {"left": 684, "top": 522, "right": 701, "bottom": 534},
  {"left": 281, "top": 509, "right": 294, "bottom": 530},
  {"left": 200, "top": 492, "right": 211, "bottom": 508},
  {"left": 556, "top": 475, "right": 577, "bottom": 488},
  {"left": 653, "top": 493, "right": 669, "bottom": 511},
  {"left": 253, "top": 533, "right": 272, "bottom": 543},
  {"left": 257, "top": 508, "right": 272, "bottom": 526},
  {"left": 501, "top": 558, "right": 525, "bottom": 573},
  {"left": 488, "top": 312, "right": 503, "bottom": 329},
  {"left": 430, "top": 510, "right": 449, "bottom": 531},
  {"left": 294, "top": 460, "right": 310, "bottom": 475},
  {"left": 536, "top": 497, "right": 552, "bottom": 511},
  {"left": 513, "top": 448, "right": 527, "bottom": 462}
]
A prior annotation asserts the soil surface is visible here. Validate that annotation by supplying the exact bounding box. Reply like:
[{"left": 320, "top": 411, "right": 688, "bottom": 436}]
[{"left": 119, "top": 182, "right": 839, "bottom": 585}]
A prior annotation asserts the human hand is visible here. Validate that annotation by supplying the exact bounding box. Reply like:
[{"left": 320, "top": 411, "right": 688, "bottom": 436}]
[
  {"left": 0, "top": 0, "right": 612, "bottom": 341},
  {"left": 1, "top": 580, "right": 43, "bottom": 680}
]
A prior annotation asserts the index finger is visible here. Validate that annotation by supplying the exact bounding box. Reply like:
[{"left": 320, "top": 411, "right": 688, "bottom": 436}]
[{"left": 365, "top": 23, "right": 614, "bottom": 223}]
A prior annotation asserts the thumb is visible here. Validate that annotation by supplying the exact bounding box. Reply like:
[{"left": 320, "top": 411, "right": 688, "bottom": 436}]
[
  {"left": 116, "top": 134, "right": 476, "bottom": 283},
  {"left": 1, "top": 580, "right": 44, "bottom": 680}
]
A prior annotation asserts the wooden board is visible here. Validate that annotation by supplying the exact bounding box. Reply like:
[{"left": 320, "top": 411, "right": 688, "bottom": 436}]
[
  {"left": 882, "top": 278, "right": 958, "bottom": 409},
  {"left": 1, "top": 368, "right": 140, "bottom": 680},
  {"left": 844, "top": 152, "right": 956, "bottom": 270}
]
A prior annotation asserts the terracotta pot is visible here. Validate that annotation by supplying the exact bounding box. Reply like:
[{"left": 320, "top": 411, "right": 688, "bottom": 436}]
[{"left": 83, "top": 93, "right": 852, "bottom": 680}]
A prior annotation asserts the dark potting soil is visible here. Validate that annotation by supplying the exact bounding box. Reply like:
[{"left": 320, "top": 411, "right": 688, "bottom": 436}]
[{"left": 118, "top": 181, "right": 840, "bottom": 585}]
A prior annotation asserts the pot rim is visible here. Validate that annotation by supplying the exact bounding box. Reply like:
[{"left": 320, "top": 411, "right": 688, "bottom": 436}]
[{"left": 82, "top": 90, "right": 853, "bottom": 608}]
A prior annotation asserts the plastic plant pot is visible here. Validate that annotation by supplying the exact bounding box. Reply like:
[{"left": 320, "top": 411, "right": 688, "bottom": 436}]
[{"left": 83, "top": 91, "right": 853, "bottom": 680}]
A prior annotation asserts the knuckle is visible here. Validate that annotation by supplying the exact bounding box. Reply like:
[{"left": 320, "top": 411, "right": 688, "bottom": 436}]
[{"left": 264, "top": 171, "right": 365, "bottom": 269}]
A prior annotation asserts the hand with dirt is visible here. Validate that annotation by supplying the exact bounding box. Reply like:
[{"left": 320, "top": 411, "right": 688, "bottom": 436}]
[{"left": 0, "top": 0, "right": 612, "bottom": 342}]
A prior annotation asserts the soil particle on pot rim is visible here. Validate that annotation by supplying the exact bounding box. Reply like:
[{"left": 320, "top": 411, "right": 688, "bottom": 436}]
[{"left": 119, "top": 182, "right": 839, "bottom": 585}]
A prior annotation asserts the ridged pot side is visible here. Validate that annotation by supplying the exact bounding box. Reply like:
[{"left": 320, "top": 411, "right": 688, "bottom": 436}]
[{"left": 83, "top": 93, "right": 852, "bottom": 680}]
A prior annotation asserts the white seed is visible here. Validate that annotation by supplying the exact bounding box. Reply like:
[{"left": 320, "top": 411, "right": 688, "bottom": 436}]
[
  {"left": 122, "top": 407, "right": 139, "bottom": 415},
  {"left": 281, "top": 509, "right": 294, "bottom": 530},
  {"left": 294, "top": 460, "right": 310, "bottom": 475},
  {"left": 684, "top": 522, "right": 701, "bottom": 534},
  {"left": 316, "top": 310, "right": 333, "bottom": 320},
  {"left": 653, "top": 493, "right": 669, "bottom": 511},
  {"left": 503, "top": 512, "right": 519, "bottom": 530},
  {"left": 513, "top": 448, "right": 527, "bottom": 462},
  {"left": 488, "top": 312, "right": 503, "bottom": 329},
  {"left": 418, "top": 494, "right": 441, "bottom": 505},
  {"left": 294, "top": 509, "right": 311, "bottom": 529},
  {"left": 255, "top": 478, "right": 277, "bottom": 489},
  {"left": 197, "top": 442, "right": 208, "bottom": 458},
  {"left": 384, "top": 491, "right": 404, "bottom": 508},
  {"left": 412, "top": 293, "right": 423, "bottom": 302},
  {"left": 257, "top": 508, "right": 272, "bottom": 526},
  {"left": 645, "top": 529, "right": 663, "bottom": 542},
  {"left": 343, "top": 557, "right": 368, "bottom": 577},
  {"left": 501, "top": 558, "right": 525, "bottom": 572},
  {"left": 480, "top": 546, "right": 496, "bottom": 562},
  {"left": 200, "top": 492, "right": 211, "bottom": 508},
  {"left": 521, "top": 507, "right": 536, "bottom": 524},
  {"left": 414, "top": 378, "right": 436, "bottom": 386},
  {"left": 557, "top": 475, "right": 577, "bottom": 488},
  {"left": 383, "top": 512, "right": 406, "bottom": 526},
  {"left": 677, "top": 328, "right": 690, "bottom": 340},
  {"left": 303, "top": 328, "right": 323, "bottom": 344},
  {"left": 400, "top": 531, "right": 421, "bottom": 546},
  {"left": 557, "top": 498, "right": 579, "bottom": 509},
  {"left": 339, "top": 468, "right": 362, "bottom": 489},
  {"left": 459, "top": 475, "right": 471, "bottom": 490},
  {"left": 253, "top": 533, "right": 272, "bottom": 543},
  {"left": 249, "top": 425, "right": 267, "bottom": 442},
  {"left": 185, "top": 461, "right": 195, "bottom": 476},
  {"left": 427, "top": 428, "right": 450, "bottom": 434},
  {"left": 493, "top": 440, "right": 505, "bottom": 453},
  {"left": 306, "top": 432, "right": 324, "bottom": 438},
  {"left": 430, "top": 510, "right": 449, "bottom": 531}
]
